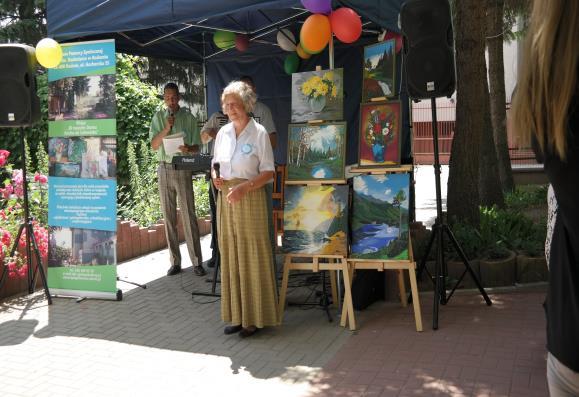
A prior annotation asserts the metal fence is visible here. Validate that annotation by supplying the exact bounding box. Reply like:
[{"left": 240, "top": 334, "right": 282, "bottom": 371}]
[{"left": 411, "top": 102, "right": 540, "bottom": 167}]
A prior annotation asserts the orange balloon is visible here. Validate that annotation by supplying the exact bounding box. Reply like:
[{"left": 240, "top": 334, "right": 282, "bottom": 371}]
[
  {"left": 300, "top": 14, "right": 331, "bottom": 54},
  {"left": 296, "top": 43, "right": 311, "bottom": 59}
]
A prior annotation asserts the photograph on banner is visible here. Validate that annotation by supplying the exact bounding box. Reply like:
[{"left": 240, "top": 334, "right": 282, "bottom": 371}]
[
  {"left": 48, "top": 40, "right": 116, "bottom": 137},
  {"left": 48, "top": 137, "right": 116, "bottom": 179},
  {"left": 49, "top": 227, "right": 116, "bottom": 267},
  {"left": 286, "top": 122, "right": 346, "bottom": 182},
  {"left": 291, "top": 68, "right": 343, "bottom": 122},
  {"left": 47, "top": 226, "right": 116, "bottom": 293},
  {"left": 358, "top": 100, "right": 401, "bottom": 167},
  {"left": 48, "top": 177, "right": 117, "bottom": 231},
  {"left": 48, "top": 75, "right": 116, "bottom": 121},
  {"left": 362, "top": 39, "right": 397, "bottom": 101},
  {"left": 283, "top": 185, "right": 348, "bottom": 255},
  {"left": 351, "top": 173, "right": 410, "bottom": 260}
]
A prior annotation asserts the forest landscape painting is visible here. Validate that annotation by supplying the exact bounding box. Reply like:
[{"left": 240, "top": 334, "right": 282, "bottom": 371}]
[
  {"left": 287, "top": 122, "right": 346, "bottom": 182},
  {"left": 283, "top": 185, "right": 348, "bottom": 256},
  {"left": 362, "top": 39, "right": 396, "bottom": 101},
  {"left": 351, "top": 173, "right": 410, "bottom": 260}
]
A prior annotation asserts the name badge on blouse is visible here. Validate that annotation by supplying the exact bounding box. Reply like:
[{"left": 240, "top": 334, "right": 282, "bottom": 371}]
[{"left": 241, "top": 143, "right": 253, "bottom": 155}]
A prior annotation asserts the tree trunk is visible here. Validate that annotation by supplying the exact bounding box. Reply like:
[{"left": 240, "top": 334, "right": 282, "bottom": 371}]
[
  {"left": 447, "top": 0, "right": 487, "bottom": 226},
  {"left": 479, "top": 73, "right": 505, "bottom": 208},
  {"left": 487, "top": 0, "right": 515, "bottom": 192}
]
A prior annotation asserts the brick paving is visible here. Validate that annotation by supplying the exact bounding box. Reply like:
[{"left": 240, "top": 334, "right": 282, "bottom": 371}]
[{"left": 0, "top": 232, "right": 549, "bottom": 396}]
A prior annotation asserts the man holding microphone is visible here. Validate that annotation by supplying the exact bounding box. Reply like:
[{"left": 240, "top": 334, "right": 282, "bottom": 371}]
[{"left": 150, "top": 82, "right": 206, "bottom": 277}]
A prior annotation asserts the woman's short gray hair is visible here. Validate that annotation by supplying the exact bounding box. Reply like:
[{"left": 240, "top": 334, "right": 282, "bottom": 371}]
[{"left": 221, "top": 81, "right": 257, "bottom": 114}]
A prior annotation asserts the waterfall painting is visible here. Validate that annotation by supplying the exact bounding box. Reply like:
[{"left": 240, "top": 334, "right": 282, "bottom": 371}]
[
  {"left": 362, "top": 39, "right": 396, "bottom": 101},
  {"left": 286, "top": 122, "right": 346, "bottom": 182},
  {"left": 283, "top": 185, "right": 348, "bottom": 256},
  {"left": 351, "top": 173, "right": 410, "bottom": 260}
]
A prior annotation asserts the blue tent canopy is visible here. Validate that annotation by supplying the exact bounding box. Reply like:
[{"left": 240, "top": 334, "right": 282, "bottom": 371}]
[{"left": 47, "top": 0, "right": 409, "bottom": 165}]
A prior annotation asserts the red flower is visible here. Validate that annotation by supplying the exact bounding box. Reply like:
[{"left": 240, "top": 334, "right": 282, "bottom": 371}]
[
  {"left": 0, "top": 155, "right": 6, "bottom": 167},
  {"left": 0, "top": 149, "right": 10, "bottom": 159},
  {"left": 373, "top": 123, "right": 381, "bottom": 134}
]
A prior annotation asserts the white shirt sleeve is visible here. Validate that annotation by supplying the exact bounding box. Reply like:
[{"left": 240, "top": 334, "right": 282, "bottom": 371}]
[{"left": 258, "top": 127, "right": 275, "bottom": 174}]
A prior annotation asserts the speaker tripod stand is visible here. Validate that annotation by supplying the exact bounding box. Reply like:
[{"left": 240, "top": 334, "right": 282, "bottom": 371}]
[
  {"left": 0, "top": 127, "right": 52, "bottom": 304},
  {"left": 416, "top": 98, "right": 492, "bottom": 329}
]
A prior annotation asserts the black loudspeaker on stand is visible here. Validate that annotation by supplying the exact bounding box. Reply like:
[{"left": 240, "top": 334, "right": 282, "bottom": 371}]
[
  {"left": 401, "top": 0, "right": 491, "bottom": 330},
  {"left": 0, "top": 44, "right": 50, "bottom": 303}
]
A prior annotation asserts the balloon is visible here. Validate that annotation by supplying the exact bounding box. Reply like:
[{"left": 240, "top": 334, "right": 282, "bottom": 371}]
[
  {"left": 284, "top": 53, "right": 300, "bottom": 75},
  {"left": 213, "top": 30, "right": 235, "bottom": 50},
  {"left": 301, "top": 0, "right": 332, "bottom": 14},
  {"left": 235, "top": 34, "right": 249, "bottom": 52},
  {"left": 329, "top": 8, "right": 362, "bottom": 44},
  {"left": 383, "top": 31, "right": 403, "bottom": 53},
  {"left": 296, "top": 43, "right": 311, "bottom": 59},
  {"left": 276, "top": 29, "right": 297, "bottom": 52},
  {"left": 35, "top": 38, "right": 62, "bottom": 68},
  {"left": 300, "top": 14, "right": 331, "bottom": 54}
]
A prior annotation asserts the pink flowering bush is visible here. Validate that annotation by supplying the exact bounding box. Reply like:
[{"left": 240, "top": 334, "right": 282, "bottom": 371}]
[{"left": 0, "top": 148, "right": 48, "bottom": 279}]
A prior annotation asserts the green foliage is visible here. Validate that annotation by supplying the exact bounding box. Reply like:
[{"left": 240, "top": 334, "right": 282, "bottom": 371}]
[
  {"left": 192, "top": 177, "right": 210, "bottom": 218},
  {"left": 352, "top": 193, "right": 400, "bottom": 230},
  {"left": 505, "top": 184, "right": 548, "bottom": 210},
  {"left": 117, "top": 141, "right": 162, "bottom": 227},
  {"left": 115, "top": 54, "right": 162, "bottom": 183},
  {"left": 450, "top": 205, "right": 546, "bottom": 260},
  {"left": 0, "top": 0, "right": 46, "bottom": 44},
  {"left": 36, "top": 140, "right": 48, "bottom": 176}
]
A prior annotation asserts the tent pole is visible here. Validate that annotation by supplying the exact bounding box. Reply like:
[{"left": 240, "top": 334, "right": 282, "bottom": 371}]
[
  {"left": 202, "top": 32, "right": 208, "bottom": 119},
  {"left": 329, "top": 34, "right": 334, "bottom": 70}
]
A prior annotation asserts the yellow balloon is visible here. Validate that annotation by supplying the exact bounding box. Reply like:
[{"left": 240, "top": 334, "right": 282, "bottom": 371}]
[
  {"left": 296, "top": 43, "right": 311, "bottom": 60},
  {"left": 35, "top": 38, "right": 63, "bottom": 68}
]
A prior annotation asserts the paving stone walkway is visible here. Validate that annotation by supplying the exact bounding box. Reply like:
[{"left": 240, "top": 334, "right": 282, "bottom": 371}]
[{"left": 0, "top": 236, "right": 548, "bottom": 397}]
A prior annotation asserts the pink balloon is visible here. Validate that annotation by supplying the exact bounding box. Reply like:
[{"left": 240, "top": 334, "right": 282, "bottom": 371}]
[
  {"left": 383, "top": 31, "right": 403, "bottom": 53},
  {"left": 301, "top": 0, "right": 332, "bottom": 15},
  {"left": 235, "top": 34, "right": 249, "bottom": 52},
  {"left": 329, "top": 8, "right": 362, "bottom": 44}
]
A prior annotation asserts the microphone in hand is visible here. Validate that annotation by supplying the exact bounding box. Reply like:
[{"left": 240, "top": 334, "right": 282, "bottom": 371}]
[{"left": 213, "top": 162, "right": 220, "bottom": 179}]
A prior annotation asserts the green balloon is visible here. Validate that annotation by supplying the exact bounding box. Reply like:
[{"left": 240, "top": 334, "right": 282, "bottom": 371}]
[
  {"left": 213, "top": 30, "right": 236, "bottom": 49},
  {"left": 284, "top": 53, "right": 300, "bottom": 75}
]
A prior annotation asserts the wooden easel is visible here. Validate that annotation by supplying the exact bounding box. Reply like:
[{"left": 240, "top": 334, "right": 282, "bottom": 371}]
[
  {"left": 342, "top": 237, "right": 423, "bottom": 332},
  {"left": 278, "top": 254, "right": 356, "bottom": 330},
  {"left": 344, "top": 165, "right": 423, "bottom": 332}
]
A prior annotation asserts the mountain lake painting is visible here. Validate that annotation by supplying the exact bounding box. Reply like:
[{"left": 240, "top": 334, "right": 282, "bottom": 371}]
[
  {"left": 287, "top": 122, "right": 346, "bottom": 182},
  {"left": 283, "top": 185, "right": 349, "bottom": 256},
  {"left": 351, "top": 173, "right": 410, "bottom": 260}
]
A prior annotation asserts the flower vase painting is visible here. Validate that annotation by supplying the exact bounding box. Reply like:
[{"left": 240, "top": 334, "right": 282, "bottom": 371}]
[
  {"left": 351, "top": 174, "right": 410, "bottom": 260},
  {"left": 358, "top": 101, "right": 401, "bottom": 167},
  {"left": 283, "top": 185, "right": 349, "bottom": 256},
  {"left": 362, "top": 39, "right": 396, "bottom": 101},
  {"left": 287, "top": 122, "right": 346, "bottom": 182},
  {"left": 291, "top": 68, "right": 343, "bottom": 122}
]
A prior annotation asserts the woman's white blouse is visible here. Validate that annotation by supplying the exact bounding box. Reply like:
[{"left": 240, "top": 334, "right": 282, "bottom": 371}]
[{"left": 212, "top": 118, "right": 274, "bottom": 180}]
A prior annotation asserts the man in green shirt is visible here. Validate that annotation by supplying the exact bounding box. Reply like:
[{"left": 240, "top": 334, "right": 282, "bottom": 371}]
[{"left": 150, "top": 83, "right": 206, "bottom": 277}]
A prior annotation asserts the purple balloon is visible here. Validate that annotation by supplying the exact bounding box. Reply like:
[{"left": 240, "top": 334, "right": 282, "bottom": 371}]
[{"left": 301, "top": 0, "right": 332, "bottom": 15}]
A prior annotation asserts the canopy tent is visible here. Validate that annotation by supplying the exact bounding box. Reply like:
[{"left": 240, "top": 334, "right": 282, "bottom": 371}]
[{"left": 47, "top": 0, "right": 410, "bottom": 165}]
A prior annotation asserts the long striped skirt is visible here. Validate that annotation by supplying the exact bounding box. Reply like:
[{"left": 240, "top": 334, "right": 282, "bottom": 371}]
[{"left": 217, "top": 179, "right": 279, "bottom": 328}]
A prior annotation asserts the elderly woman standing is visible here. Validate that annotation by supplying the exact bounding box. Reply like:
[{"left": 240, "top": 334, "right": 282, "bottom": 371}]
[{"left": 212, "top": 81, "right": 278, "bottom": 338}]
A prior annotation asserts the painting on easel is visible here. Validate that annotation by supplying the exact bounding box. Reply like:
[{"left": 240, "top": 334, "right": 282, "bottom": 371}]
[
  {"left": 287, "top": 122, "right": 346, "bottom": 182},
  {"left": 351, "top": 173, "right": 410, "bottom": 260},
  {"left": 358, "top": 101, "right": 401, "bottom": 167},
  {"left": 291, "top": 68, "right": 344, "bottom": 122},
  {"left": 283, "top": 185, "right": 349, "bottom": 255},
  {"left": 362, "top": 39, "right": 396, "bottom": 101}
]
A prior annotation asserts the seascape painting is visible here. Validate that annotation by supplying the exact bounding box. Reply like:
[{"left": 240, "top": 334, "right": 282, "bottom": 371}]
[
  {"left": 362, "top": 39, "right": 396, "bottom": 101},
  {"left": 287, "top": 122, "right": 346, "bottom": 182},
  {"left": 351, "top": 173, "right": 410, "bottom": 260},
  {"left": 358, "top": 101, "right": 401, "bottom": 167},
  {"left": 283, "top": 185, "right": 349, "bottom": 256},
  {"left": 291, "top": 68, "right": 344, "bottom": 123}
]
